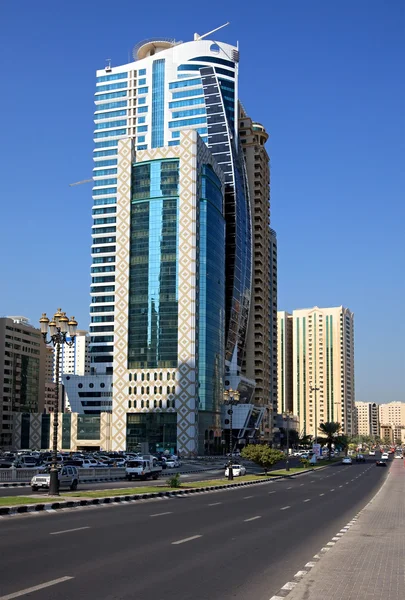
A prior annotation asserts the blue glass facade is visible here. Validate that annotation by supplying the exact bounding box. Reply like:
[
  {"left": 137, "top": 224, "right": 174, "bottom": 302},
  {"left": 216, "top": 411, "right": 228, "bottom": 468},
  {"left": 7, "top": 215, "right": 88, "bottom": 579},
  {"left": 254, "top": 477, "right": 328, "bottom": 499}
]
[
  {"left": 128, "top": 160, "right": 179, "bottom": 369},
  {"left": 198, "top": 165, "right": 225, "bottom": 414}
]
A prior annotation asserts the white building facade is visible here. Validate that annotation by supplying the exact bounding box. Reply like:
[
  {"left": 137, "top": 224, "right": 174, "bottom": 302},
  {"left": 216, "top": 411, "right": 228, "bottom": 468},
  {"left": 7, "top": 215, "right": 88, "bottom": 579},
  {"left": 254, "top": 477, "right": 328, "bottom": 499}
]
[{"left": 355, "top": 401, "right": 379, "bottom": 437}]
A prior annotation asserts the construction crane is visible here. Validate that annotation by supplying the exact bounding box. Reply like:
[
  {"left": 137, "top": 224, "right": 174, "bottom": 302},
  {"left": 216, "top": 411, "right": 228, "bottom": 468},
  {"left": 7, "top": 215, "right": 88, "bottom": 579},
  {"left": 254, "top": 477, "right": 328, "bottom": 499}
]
[{"left": 69, "top": 179, "right": 93, "bottom": 187}]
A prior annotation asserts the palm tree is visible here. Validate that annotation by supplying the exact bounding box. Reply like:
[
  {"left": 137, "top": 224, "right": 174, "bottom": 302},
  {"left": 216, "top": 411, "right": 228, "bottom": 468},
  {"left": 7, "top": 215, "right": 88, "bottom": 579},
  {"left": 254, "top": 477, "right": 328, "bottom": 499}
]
[{"left": 318, "top": 422, "right": 342, "bottom": 458}]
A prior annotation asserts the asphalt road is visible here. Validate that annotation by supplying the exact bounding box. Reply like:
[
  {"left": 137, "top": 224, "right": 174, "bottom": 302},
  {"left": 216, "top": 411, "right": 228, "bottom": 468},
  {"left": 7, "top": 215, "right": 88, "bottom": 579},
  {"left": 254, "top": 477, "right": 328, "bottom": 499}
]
[{"left": 0, "top": 456, "right": 389, "bottom": 600}]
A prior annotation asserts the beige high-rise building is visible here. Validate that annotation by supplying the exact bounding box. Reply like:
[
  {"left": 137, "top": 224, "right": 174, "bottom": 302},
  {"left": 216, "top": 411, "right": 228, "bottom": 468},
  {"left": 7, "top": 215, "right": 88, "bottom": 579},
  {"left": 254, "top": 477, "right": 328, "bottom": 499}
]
[
  {"left": 292, "top": 306, "right": 355, "bottom": 437},
  {"left": 0, "top": 316, "right": 46, "bottom": 448},
  {"left": 277, "top": 311, "right": 293, "bottom": 413},
  {"left": 379, "top": 402, "right": 405, "bottom": 444},
  {"left": 355, "top": 401, "right": 379, "bottom": 437},
  {"left": 239, "top": 106, "right": 277, "bottom": 439}
]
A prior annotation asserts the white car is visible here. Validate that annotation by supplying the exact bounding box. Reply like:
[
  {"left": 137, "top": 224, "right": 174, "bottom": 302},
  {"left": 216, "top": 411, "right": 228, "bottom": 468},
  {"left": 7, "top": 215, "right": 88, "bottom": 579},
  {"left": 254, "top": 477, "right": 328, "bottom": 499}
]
[
  {"left": 381, "top": 453, "right": 389, "bottom": 460},
  {"left": 164, "top": 458, "right": 180, "bottom": 468},
  {"left": 224, "top": 464, "right": 246, "bottom": 477},
  {"left": 394, "top": 454, "right": 402, "bottom": 459},
  {"left": 369, "top": 450, "right": 376, "bottom": 456},
  {"left": 31, "top": 466, "right": 79, "bottom": 492},
  {"left": 342, "top": 456, "right": 352, "bottom": 465}
]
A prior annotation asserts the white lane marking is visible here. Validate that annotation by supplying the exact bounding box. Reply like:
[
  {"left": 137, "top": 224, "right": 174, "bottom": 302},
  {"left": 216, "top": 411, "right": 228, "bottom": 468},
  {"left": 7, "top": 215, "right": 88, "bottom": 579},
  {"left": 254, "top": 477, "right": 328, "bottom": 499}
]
[
  {"left": 319, "top": 493, "right": 325, "bottom": 496},
  {"left": 172, "top": 535, "right": 202, "bottom": 545},
  {"left": 0, "top": 576, "right": 74, "bottom": 599},
  {"left": 303, "top": 499, "right": 311, "bottom": 503},
  {"left": 299, "top": 483, "right": 304, "bottom": 486},
  {"left": 287, "top": 486, "right": 293, "bottom": 490},
  {"left": 332, "top": 537, "right": 340, "bottom": 541},
  {"left": 280, "top": 506, "right": 291, "bottom": 510},
  {"left": 243, "top": 495, "right": 254, "bottom": 499},
  {"left": 305, "top": 562, "right": 316, "bottom": 568},
  {"left": 269, "top": 596, "right": 285, "bottom": 600},
  {"left": 310, "top": 480, "right": 316, "bottom": 483},
  {"left": 150, "top": 512, "right": 172, "bottom": 517},
  {"left": 268, "top": 491, "right": 276, "bottom": 495},
  {"left": 50, "top": 526, "right": 90, "bottom": 536},
  {"left": 208, "top": 502, "right": 222, "bottom": 506},
  {"left": 339, "top": 485, "right": 343, "bottom": 488},
  {"left": 330, "top": 488, "right": 335, "bottom": 492},
  {"left": 327, "top": 541, "right": 335, "bottom": 546},
  {"left": 244, "top": 516, "right": 262, "bottom": 522}
]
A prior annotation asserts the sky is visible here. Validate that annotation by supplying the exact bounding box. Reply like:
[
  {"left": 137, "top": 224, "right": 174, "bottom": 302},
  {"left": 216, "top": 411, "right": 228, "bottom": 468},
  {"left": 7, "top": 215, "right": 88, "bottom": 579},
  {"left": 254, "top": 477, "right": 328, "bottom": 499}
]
[{"left": 0, "top": 0, "right": 404, "bottom": 404}]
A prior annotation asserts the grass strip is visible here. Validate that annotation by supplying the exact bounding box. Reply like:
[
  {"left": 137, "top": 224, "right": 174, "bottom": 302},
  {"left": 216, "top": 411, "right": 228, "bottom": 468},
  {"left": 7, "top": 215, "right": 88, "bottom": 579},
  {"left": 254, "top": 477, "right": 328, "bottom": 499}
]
[{"left": 0, "top": 496, "right": 56, "bottom": 506}]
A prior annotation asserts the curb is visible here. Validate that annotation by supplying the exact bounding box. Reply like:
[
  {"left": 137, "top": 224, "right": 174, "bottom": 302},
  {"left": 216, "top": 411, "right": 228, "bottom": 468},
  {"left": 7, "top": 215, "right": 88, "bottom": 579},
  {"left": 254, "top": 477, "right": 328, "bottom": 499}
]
[{"left": 0, "top": 476, "right": 285, "bottom": 517}]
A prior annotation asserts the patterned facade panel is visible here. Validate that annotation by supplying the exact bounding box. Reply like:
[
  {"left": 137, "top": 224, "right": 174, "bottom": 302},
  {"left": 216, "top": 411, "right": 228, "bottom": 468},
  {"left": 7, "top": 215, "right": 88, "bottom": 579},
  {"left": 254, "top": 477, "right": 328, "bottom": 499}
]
[{"left": 30, "top": 414, "right": 42, "bottom": 450}]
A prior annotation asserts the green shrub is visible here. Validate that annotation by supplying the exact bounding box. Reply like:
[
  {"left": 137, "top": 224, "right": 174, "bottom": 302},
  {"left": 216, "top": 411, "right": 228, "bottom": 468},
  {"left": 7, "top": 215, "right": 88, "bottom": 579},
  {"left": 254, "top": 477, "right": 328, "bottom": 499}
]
[{"left": 167, "top": 473, "right": 181, "bottom": 488}]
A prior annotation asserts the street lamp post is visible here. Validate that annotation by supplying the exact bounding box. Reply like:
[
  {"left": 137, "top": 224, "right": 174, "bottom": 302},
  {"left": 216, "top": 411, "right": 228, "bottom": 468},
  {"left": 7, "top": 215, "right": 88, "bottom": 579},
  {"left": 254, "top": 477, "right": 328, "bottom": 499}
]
[
  {"left": 39, "top": 309, "right": 77, "bottom": 496},
  {"left": 284, "top": 412, "right": 292, "bottom": 472},
  {"left": 223, "top": 388, "right": 240, "bottom": 481},
  {"left": 309, "top": 384, "right": 320, "bottom": 443}
]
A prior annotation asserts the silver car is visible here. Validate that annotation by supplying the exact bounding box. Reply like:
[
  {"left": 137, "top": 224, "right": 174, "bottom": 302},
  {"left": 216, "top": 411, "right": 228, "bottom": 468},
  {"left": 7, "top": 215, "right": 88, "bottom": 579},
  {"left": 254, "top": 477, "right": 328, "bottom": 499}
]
[{"left": 31, "top": 466, "right": 79, "bottom": 492}]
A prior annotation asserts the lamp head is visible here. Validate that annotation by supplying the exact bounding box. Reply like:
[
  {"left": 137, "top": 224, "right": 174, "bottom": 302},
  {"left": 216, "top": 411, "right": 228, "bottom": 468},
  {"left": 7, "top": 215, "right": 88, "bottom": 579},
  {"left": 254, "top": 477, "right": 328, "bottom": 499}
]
[{"left": 39, "top": 313, "right": 49, "bottom": 335}]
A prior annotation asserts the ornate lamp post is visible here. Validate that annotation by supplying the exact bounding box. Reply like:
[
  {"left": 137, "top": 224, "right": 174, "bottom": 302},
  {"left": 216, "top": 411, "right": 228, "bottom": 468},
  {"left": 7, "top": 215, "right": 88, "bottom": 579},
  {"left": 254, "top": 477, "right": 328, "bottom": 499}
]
[
  {"left": 283, "top": 412, "right": 293, "bottom": 472},
  {"left": 223, "top": 388, "right": 240, "bottom": 480},
  {"left": 39, "top": 309, "right": 78, "bottom": 495}
]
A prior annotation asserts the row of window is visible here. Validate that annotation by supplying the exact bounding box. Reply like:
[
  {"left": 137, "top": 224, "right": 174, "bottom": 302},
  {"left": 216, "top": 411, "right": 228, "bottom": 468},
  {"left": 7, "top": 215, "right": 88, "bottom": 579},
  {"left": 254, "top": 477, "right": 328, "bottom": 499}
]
[
  {"left": 93, "top": 168, "right": 117, "bottom": 177},
  {"left": 94, "top": 109, "right": 127, "bottom": 121},
  {"left": 96, "top": 72, "right": 128, "bottom": 83},
  {"left": 128, "top": 399, "right": 175, "bottom": 409},
  {"left": 94, "top": 129, "right": 126, "bottom": 139},
  {"left": 169, "top": 96, "right": 205, "bottom": 109},
  {"left": 93, "top": 197, "right": 116, "bottom": 206},
  {"left": 172, "top": 107, "right": 206, "bottom": 119},
  {"left": 168, "top": 116, "right": 206, "bottom": 128},
  {"left": 94, "top": 100, "right": 127, "bottom": 111},
  {"left": 94, "top": 119, "right": 127, "bottom": 130},
  {"left": 169, "top": 77, "right": 202, "bottom": 89}
]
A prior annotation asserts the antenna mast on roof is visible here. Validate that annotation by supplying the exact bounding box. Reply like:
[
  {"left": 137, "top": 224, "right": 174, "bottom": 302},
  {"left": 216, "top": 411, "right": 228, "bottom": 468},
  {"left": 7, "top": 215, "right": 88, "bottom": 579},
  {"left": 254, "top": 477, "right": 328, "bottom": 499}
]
[{"left": 194, "top": 22, "right": 230, "bottom": 41}]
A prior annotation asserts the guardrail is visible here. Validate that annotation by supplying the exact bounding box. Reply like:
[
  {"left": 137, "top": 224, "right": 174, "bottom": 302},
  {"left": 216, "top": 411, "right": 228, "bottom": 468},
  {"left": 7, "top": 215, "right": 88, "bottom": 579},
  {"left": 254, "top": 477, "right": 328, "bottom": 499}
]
[{"left": 0, "top": 467, "right": 126, "bottom": 483}]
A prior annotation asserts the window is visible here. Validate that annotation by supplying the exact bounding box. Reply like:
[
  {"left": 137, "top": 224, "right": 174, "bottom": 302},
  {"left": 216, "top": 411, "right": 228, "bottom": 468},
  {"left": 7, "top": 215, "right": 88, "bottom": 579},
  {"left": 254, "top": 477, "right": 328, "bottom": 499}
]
[
  {"left": 169, "top": 77, "right": 202, "bottom": 89},
  {"left": 139, "top": 69, "right": 146, "bottom": 76},
  {"left": 138, "top": 136, "right": 145, "bottom": 143},
  {"left": 96, "top": 82, "right": 127, "bottom": 93},
  {"left": 94, "top": 110, "right": 127, "bottom": 121},
  {"left": 138, "top": 87, "right": 148, "bottom": 94},
  {"left": 97, "top": 72, "right": 128, "bottom": 83},
  {"left": 169, "top": 96, "right": 205, "bottom": 109},
  {"left": 137, "top": 125, "right": 147, "bottom": 132},
  {"left": 138, "top": 106, "right": 148, "bottom": 113},
  {"left": 137, "top": 145, "right": 147, "bottom": 150},
  {"left": 138, "top": 116, "right": 146, "bottom": 124},
  {"left": 169, "top": 117, "right": 206, "bottom": 128},
  {"left": 138, "top": 78, "right": 146, "bottom": 85},
  {"left": 94, "top": 101, "right": 127, "bottom": 111},
  {"left": 172, "top": 107, "right": 206, "bottom": 119},
  {"left": 94, "top": 91, "right": 127, "bottom": 101},
  {"left": 138, "top": 97, "right": 146, "bottom": 105},
  {"left": 94, "top": 129, "right": 126, "bottom": 139}
]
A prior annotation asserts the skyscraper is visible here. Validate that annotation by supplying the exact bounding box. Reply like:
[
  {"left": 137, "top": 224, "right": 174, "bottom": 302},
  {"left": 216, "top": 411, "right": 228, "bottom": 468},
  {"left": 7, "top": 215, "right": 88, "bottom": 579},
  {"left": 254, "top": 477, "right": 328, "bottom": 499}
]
[
  {"left": 80, "top": 34, "right": 277, "bottom": 454},
  {"left": 292, "top": 306, "right": 355, "bottom": 437}
]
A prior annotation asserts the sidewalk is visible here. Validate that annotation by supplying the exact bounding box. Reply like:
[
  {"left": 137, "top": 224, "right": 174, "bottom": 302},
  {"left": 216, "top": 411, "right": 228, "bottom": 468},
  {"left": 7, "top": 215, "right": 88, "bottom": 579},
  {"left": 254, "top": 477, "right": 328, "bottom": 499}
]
[{"left": 285, "top": 459, "right": 405, "bottom": 600}]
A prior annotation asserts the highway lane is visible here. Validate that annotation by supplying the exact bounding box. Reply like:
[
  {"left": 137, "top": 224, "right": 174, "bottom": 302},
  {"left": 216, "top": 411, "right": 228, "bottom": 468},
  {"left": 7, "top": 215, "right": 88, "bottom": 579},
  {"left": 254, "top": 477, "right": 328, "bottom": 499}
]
[{"left": 0, "top": 457, "right": 389, "bottom": 600}]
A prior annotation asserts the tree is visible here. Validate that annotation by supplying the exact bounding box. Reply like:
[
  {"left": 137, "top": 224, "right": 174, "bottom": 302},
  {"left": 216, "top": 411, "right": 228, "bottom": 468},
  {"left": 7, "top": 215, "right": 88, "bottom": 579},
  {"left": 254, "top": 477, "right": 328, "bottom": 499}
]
[
  {"left": 299, "top": 434, "right": 313, "bottom": 448},
  {"left": 241, "top": 445, "right": 285, "bottom": 475},
  {"left": 318, "top": 422, "right": 342, "bottom": 458},
  {"left": 335, "top": 434, "right": 349, "bottom": 456}
]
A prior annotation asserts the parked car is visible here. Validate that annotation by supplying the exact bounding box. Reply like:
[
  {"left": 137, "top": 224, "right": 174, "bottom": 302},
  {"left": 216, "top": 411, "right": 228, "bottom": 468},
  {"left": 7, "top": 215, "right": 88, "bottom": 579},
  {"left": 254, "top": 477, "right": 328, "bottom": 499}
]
[
  {"left": 394, "top": 454, "right": 402, "bottom": 459},
  {"left": 342, "top": 456, "right": 352, "bottom": 465},
  {"left": 356, "top": 454, "right": 366, "bottom": 463},
  {"left": 165, "top": 457, "right": 180, "bottom": 468},
  {"left": 31, "top": 466, "right": 79, "bottom": 492},
  {"left": 376, "top": 460, "right": 387, "bottom": 467},
  {"left": 225, "top": 464, "right": 246, "bottom": 477}
]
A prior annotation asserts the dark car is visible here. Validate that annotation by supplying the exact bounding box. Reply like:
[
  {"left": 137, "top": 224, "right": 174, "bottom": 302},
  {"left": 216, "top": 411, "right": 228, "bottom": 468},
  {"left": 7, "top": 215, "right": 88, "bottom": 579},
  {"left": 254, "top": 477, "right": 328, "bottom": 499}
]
[
  {"left": 157, "top": 459, "right": 167, "bottom": 470},
  {"left": 356, "top": 454, "right": 366, "bottom": 463},
  {"left": 376, "top": 460, "right": 387, "bottom": 467}
]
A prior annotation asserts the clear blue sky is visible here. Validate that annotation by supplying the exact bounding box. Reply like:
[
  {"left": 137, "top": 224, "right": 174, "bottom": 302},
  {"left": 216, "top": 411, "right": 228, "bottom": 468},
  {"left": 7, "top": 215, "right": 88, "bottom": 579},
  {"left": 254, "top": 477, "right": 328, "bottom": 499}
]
[{"left": 0, "top": 0, "right": 404, "bottom": 403}]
